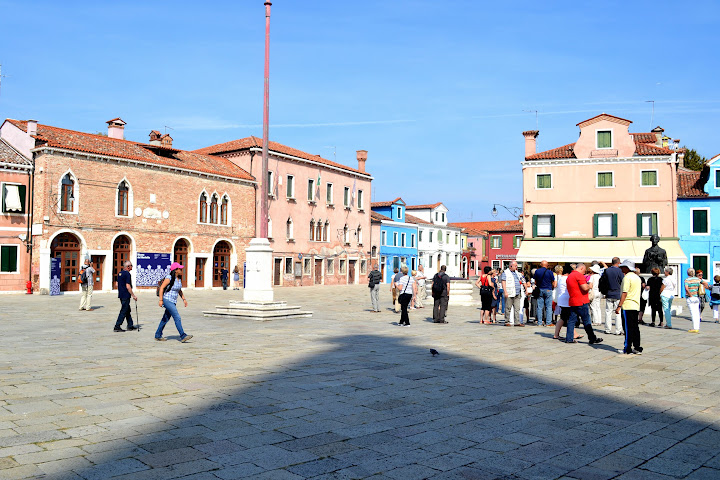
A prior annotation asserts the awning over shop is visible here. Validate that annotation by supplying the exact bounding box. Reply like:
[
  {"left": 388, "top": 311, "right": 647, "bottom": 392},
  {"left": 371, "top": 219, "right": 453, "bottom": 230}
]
[{"left": 517, "top": 239, "right": 687, "bottom": 265}]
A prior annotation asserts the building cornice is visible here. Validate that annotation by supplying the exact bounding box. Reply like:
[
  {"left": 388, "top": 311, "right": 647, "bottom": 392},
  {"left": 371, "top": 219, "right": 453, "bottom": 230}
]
[
  {"left": 32, "top": 146, "right": 257, "bottom": 186},
  {"left": 379, "top": 220, "right": 419, "bottom": 228},
  {"left": 522, "top": 155, "right": 676, "bottom": 168},
  {"left": 248, "top": 147, "right": 374, "bottom": 181}
]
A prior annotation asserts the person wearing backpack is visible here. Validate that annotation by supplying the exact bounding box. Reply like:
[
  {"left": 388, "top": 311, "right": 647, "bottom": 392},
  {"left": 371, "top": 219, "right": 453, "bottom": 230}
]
[
  {"left": 602, "top": 257, "right": 625, "bottom": 336},
  {"left": 155, "top": 262, "right": 192, "bottom": 342},
  {"left": 367, "top": 262, "right": 383, "bottom": 312},
  {"left": 710, "top": 275, "right": 720, "bottom": 323},
  {"left": 431, "top": 265, "right": 450, "bottom": 323},
  {"left": 78, "top": 258, "right": 95, "bottom": 311}
]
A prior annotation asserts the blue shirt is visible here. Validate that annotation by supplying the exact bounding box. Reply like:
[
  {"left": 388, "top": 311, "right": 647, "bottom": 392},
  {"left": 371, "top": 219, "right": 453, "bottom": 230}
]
[
  {"left": 534, "top": 267, "right": 554, "bottom": 290},
  {"left": 604, "top": 265, "right": 625, "bottom": 300},
  {"left": 117, "top": 270, "right": 132, "bottom": 299}
]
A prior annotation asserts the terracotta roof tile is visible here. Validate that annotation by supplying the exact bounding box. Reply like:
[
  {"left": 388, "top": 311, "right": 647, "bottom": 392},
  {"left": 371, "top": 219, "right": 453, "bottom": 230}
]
[
  {"left": 525, "top": 143, "right": 576, "bottom": 160},
  {"left": 404, "top": 213, "right": 433, "bottom": 225},
  {"left": 634, "top": 143, "right": 674, "bottom": 156},
  {"left": 450, "top": 221, "right": 522, "bottom": 233},
  {"left": 0, "top": 139, "right": 31, "bottom": 167},
  {"left": 6, "top": 119, "right": 254, "bottom": 182},
  {"left": 370, "top": 211, "right": 393, "bottom": 223},
  {"left": 194, "top": 136, "right": 370, "bottom": 177},
  {"left": 526, "top": 130, "right": 674, "bottom": 161},
  {"left": 405, "top": 202, "right": 443, "bottom": 210},
  {"left": 677, "top": 170, "right": 708, "bottom": 198},
  {"left": 631, "top": 132, "right": 657, "bottom": 144},
  {"left": 371, "top": 197, "right": 404, "bottom": 207}
]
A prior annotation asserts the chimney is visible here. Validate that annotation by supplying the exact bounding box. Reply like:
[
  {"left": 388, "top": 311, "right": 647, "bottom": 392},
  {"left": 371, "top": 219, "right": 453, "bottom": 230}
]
[
  {"left": 161, "top": 134, "right": 173, "bottom": 148},
  {"left": 27, "top": 119, "right": 37, "bottom": 137},
  {"left": 149, "top": 130, "right": 162, "bottom": 146},
  {"left": 673, "top": 139, "right": 680, "bottom": 151},
  {"left": 356, "top": 150, "right": 367, "bottom": 173},
  {"left": 106, "top": 118, "right": 126, "bottom": 140},
  {"left": 651, "top": 126, "right": 664, "bottom": 146},
  {"left": 522, "top": 130, "right": 539, "bottom": 158}
]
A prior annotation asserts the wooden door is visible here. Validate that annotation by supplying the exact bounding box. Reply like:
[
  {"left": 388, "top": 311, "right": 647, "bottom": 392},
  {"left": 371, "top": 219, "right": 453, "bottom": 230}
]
[
  {"left": 51, "top": 233, "right": 80, "bottom": 292},
  {"left": 274, "top": 258, "right": 282, "bottom": 286},
  {"left": 314, "top": 259, "right": 322, "bottom": 284},
  {"left": 173, "top": 239, "right": 189, "bottom": 287},
  {"left": 213, "top": 241, "right": 230, "bottom": 287},
  {"left": 348, "top": 260, "right": 356, "bottom": 284},
  {"left": 91, "top": 255, "right": 104, "bottom": 289},
  {"left": 113, "top": 235, "right": 131, "bottom": 289},
  {"left": 195, "top": 258, "right": 206, "bottom": 288}
]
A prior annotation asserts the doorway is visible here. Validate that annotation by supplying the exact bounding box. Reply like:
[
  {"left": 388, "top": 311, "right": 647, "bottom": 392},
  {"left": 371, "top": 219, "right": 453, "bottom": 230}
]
[
  {"left": 173, "top": 239, "right": 189, "bottom": 287},
  {"left": 348, "top": 260, "right": 356, "bottom": 284},
  {"left": 112, "top": 235, "right": 131, "bottom": 289},
  {"left": 274, "top": 258, "right": 282, "bottom": 286},
  {"left": 51, "top": 232, "right": 80, "bottom": 292},
  {"left": 314, "top": 259, "right": 322, "bottom": 284},
  {"left": 195, "top": 258, "right": 206, "bottom": 288},
  {"left": 91, "top": 255, "right": 104, "bottom": 289},
  {"left": 380, "top": 256, "right": 386, "bottom": 283},
  {"left": 213, "top": 241, "right": 231, "bottom": 287}
]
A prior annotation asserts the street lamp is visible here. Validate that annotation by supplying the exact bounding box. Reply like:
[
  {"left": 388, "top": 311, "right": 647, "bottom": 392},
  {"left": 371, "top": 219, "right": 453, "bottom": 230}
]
[{"left": 491, "top": 204, "right": 522, "bottom": 222}]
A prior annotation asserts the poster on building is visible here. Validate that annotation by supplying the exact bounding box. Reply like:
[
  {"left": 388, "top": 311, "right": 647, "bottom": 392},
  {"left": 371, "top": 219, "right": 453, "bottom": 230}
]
[
  {"left": 50, "top": 257, "right": 61, "bottom": 296},
  {"left": 136, "top": 252, "right": 171, "bottom": 287}
]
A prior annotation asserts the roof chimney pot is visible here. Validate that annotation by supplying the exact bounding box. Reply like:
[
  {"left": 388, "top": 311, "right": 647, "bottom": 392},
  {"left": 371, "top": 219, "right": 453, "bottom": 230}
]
[
  {"left": 106, "top": 118, "right": 126, "bottom": 140},
  {"left": 522, "top": 130, "right": 539, "bottom": 158},
  {"left": 356, "top": 150, "right": 367, "bottom": 173},
  {"left": 27, "top": 120, "right": 37, "bottom": 137}
]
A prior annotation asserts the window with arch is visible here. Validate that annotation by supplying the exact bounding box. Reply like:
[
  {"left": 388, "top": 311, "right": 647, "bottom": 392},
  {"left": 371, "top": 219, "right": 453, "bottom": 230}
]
[
  {"left": 437, "top": 230, "right": 443, "bottom": 242},
  {"left": 343, "top": 224, "right": 349, "bottom": 244},
  {"left": 310, "top": 220, "right": 315, "bottom": 241},
  {"left": 286, "top": 217, "right": 293, "bottom": 240},
  {"left": 117, "top": 180, "right": 129, "bottom": 216},
  {"left": 220, "top": 196, "right": 229, "bottom": 225},
  {"left": 323, "top": 221, "right": 329, "bottom": 242},
  {"left": 209, "top": 194, "right": 219, "bottom": 224},
  {"left": 199, "top": 193, "right": 208, "bottom": 223},
  {"left": 357, "top": 225, "right": 363, "bottom": 244},
  {"left": 315, "top": 219, "right": 323, "bottom": 242},
  {"left": 60, "top": 173, "right": 75, "bottom": 212}
]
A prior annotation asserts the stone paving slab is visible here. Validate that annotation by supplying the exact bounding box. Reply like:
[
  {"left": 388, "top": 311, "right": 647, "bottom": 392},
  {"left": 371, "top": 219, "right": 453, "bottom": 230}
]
[{"left": 2, "top": 285, "right": 720, "bottom": 478}]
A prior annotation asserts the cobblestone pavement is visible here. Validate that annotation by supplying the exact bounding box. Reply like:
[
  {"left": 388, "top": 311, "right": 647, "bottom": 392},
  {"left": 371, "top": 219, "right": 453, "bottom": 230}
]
[{"left": 2, "top": 285, "right": 720, "bottom": 480}]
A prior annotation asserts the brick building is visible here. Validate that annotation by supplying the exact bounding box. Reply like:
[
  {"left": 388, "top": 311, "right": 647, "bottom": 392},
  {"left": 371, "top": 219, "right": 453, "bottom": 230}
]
[
  {"left": 195, "top": 138, "right": 373, "bottom": 286},
  {"left": 0, "top": 139, "right": 32, "bottom": 292},
  {"left": 0, "top": 118, "right": 256, "bottom": 293}
]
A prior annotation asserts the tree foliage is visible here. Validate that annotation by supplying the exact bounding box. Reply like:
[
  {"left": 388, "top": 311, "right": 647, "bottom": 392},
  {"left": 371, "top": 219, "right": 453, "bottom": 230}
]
[{"left": 682, "top": 147, "right": 707, "bottom": 171}]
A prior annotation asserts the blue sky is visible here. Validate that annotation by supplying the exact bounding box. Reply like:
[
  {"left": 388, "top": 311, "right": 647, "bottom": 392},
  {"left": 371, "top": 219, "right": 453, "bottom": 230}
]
[{"left": 1, "top": 0, "right": 718, "bottom": 222}]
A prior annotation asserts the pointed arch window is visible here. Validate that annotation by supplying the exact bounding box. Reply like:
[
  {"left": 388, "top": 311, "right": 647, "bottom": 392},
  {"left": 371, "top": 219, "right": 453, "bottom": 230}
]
[
  {"left": 199, "top": 193, "right": 208, "bottom": 223},
  {"left": 315, "top": 219, "right": 323, "bottom": 242},
  {"left": 310, "top": 219, "right": 315, "bottom": 241},
  {"left": 61, "top": 173, "right": 75, "bottom": 212},
  {"left": 343, "top": 224, "right": 349, "bottom": 244},
  {"left": 323, "top": 221, "right": 329, "bottom": 242},
  {"left": 117, "top": 181, "right": 129, "bottom": 217},
  {"left": 286, "top": 217, "right": 294, "bottom": 240},
  {"left": 357, "top": 225, "right": 363, "bottom": 244},
  {"left": 209, "top": 194, "right": 219, "bottom": 224},
  {"left": 220, "top": 196, "right": 229, "bottom": 225}
]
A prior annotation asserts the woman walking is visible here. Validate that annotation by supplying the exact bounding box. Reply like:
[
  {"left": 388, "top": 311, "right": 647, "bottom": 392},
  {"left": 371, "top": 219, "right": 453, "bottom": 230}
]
[
  {"left": 646, "top": 268, "right": 664, "bottom": 327},
  {"left": 490, "top": 269, "right": 500, "bottom": 323},
  {"left": 475, "top": 266, "right": 495, "bottom": 324},
  {"left": 588, "top": 264, "right": 602, "bottom": 325},
  {"left": 660, "top": 267, "right": 676, "bottom": 329},
  {"left": 156, "top": 262, "right": 193, "bottom": 342},
  {"left": 232, "top": 265, "right": 241, "bottom": 290},
  {"left": 396, "top": 266, "right": 415, "bottom": 327},
  {"left": 685, "top": 268, "right": 702, "bottom": 333}
]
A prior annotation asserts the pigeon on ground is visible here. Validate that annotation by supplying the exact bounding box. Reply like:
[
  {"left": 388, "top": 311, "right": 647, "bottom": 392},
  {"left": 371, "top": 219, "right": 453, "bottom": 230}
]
[{"left": 430, "top": 349, "right": 439, "bottom": 356}]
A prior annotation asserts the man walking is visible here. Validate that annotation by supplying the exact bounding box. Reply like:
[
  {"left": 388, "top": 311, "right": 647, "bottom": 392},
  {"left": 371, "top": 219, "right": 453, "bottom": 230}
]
[
  {"left": 603, "top": 257, "right": 625, "bottom": 335},
  {"left": 502, "top": 261, "right": 526, "bottom": 327},
  {"left": 565, "top": 263, "right": 603, "bottom": 345},
  {"left": 115, "top": 261, "right": 138, "bottom": 332},
  {"left": 79, "top": 258, "right": 95, "bottom": 311},
  {"left": 533, "top": 260, "right": 556, "bottom": 327},
  {"left": 615, "top": 260, "right": 642, "bottom": 354},
  {"left": 367, "top": 262, "right": 382, "bottom": 312},
  {"left": 431, "top": 265, "right": 450, "bottom": 323}
]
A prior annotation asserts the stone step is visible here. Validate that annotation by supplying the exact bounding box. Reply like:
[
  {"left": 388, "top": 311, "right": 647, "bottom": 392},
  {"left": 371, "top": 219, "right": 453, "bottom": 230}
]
[{"left": 203, "top": 309, "right": 313, "bottom": 320}]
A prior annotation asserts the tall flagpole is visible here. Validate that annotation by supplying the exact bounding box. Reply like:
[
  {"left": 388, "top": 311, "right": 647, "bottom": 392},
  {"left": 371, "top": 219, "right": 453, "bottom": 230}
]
[{"left": 259, "top": 1, "right": 271, "bottom": 238}]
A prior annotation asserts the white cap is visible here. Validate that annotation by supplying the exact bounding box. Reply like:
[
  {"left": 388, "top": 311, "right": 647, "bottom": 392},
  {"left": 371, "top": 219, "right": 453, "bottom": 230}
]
[{"left": 619, "top": 259, "right": 635, "bottom": 270}]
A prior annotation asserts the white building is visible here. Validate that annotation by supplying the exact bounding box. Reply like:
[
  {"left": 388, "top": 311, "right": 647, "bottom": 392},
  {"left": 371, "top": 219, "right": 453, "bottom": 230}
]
[{"left": 405, "top": 203, "right": 463, "bottom": 279}]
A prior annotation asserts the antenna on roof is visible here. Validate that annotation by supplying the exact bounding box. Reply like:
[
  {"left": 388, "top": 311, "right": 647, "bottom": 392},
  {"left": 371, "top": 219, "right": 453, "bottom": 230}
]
[
  {"left": 645, "top": 100, "right": 654, "bottom": 130},
  {"left": 164, "top": 125, "right": 174, "bottom": 135},
  {"left": 322, "top": 146, "right": 336, "bottom": 162}
]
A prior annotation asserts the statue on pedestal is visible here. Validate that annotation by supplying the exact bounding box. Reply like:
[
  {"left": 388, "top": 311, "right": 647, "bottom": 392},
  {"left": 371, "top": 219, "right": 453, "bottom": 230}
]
[{"left": 642, "top": 234, "right": 668, "bottom": 273}]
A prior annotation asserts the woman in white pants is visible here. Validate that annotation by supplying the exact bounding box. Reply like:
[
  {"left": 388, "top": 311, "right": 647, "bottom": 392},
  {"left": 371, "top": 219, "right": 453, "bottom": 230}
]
[
  {"left": 588, "top": 264, "right": 602, "bottom": 325},
  {"left": 685, "top": 268, "right": 702, "bottom": 333}
]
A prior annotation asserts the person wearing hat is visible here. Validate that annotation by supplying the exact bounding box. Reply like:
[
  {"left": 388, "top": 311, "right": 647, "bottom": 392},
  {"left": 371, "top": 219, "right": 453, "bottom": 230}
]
[
  {"left": 155, "top": 262, "right": 193, "bottom": 342},
  {"left": 615, "top": 260, "right": 642, "bottom": 354},
  {"left": 588, "top": 264, "right": 602, "bottom": 325}
]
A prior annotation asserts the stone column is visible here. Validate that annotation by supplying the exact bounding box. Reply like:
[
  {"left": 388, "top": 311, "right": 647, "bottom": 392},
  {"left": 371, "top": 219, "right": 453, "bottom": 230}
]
[{"left": 243, "top": 238, "right": 274, "bottom": 302}]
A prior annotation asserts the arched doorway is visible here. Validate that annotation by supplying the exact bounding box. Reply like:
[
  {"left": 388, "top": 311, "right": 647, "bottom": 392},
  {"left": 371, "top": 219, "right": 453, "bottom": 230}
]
[
  {"left": 173, "top": 239, "right": 189, "bottom": 287},
  {"left": 213, "top": 241, "right": 231, "bottom": 287},
  {"left": 113, "top": 235, "right": 132, "bottom": 288},
  {"left": 51, "top": 232, "right": 81, "bottom": 292}
]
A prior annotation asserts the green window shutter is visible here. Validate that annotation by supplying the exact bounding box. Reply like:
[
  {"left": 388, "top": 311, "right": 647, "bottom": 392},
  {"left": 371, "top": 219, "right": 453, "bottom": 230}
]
[
  {"left": 1, "top": 246, "right": 17, "bottom": 272},
  {"left": 597, "top": 131, "right": 612, "bottom": 148},
  {"left": 612, "top": 214, "right": 618, "bottom": 237},
  {"left": 636, "top": 213, "right": 643, "bottom": 237},
  {"left": 651, "top": 213, "right": 658, "bottom": 235},
  {"left": 499, "top": 236, "right": 503, "bottom": 248},
  {"left": 532, "top": 215, "right": 538, "bottom": 238},
  {"left": 550, "top": 215, "right": 556, "bottom": 238},
  {"left": 593, "top": 214, "right": 599, "bottom": 238},
  {"left": 18, "top": 185, "right": 26, "bottom": 214},
  {"left": 693, "top": 210, "right": 708, "bottom": 233}
]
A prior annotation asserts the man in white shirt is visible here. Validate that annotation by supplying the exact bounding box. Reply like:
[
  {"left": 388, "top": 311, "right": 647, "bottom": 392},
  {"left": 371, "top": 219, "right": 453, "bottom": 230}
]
[{"left": 502, "top": 261, "right": 528, "bottom": 327}]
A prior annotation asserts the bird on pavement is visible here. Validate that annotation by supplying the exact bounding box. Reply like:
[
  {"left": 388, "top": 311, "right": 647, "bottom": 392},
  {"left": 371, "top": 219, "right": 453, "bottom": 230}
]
[{"left": 430, "top": 349, "right": 439, "bottom": 356}]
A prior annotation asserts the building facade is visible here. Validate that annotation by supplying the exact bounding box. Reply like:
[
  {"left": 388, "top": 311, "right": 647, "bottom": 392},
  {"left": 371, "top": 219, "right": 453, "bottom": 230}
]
[
  {"left": 406, "top": 203, "right": 463, "bottom": 279},
  {"left": 450, "top": 221, "right": 521, "bottom": 275},
  {"left": 677, "top": 157, "right": 720, "bottom": 295},
  {"left": 370, "top": 198, "right": 418, "bottom": 283},
  {"left": 196, "top": 138, "right": 372, "bottom": 286},
  {"left": 1, "top": 118, "right": 256, "bottom": 293},
  {"left": 517, "top": 114, "right": 687, "bottom": 271},
  {"left": 0, "top": 139, "right": 32, "bottom": 292}
]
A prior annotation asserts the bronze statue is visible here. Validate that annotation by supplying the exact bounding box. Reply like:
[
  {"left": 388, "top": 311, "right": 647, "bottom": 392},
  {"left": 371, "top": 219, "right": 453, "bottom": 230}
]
[{"left": 642, "top": 234, "right": 668, "bottom": 273}]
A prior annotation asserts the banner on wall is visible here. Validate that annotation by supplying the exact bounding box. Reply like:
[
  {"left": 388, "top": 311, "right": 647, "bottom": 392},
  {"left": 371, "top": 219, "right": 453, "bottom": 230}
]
[
  {"left": 136, "top": 253, "right": 171, "bottom": 287},
  {"left": 50, "top": 257, "right": 61, "bottom": 296}
]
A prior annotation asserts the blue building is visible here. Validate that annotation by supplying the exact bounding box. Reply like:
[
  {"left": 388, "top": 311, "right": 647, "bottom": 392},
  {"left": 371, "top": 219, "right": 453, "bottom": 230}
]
[
  {"left": 371, "top": 198, "right": 419, "bottom": 283},
  {"left": 677, "top": 156, "right": 720, "bottom": 295}
]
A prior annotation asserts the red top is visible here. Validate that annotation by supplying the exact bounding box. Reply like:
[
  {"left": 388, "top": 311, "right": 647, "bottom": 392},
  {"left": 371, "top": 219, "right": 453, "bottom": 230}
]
[{"left": 567, "top": 270, "right": 589, "bottom": 306}]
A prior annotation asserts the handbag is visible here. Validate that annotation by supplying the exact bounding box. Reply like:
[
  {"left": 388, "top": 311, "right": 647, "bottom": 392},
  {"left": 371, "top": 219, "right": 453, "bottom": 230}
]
[
  {"left": 641, "top": 288, "right": 649, "bottom": 301},
  {"left": 588, "top": 289, "right": 595, "bottom": 302},
  {"left": 698, "top": 282, "right": 705, "bottom": 296}
]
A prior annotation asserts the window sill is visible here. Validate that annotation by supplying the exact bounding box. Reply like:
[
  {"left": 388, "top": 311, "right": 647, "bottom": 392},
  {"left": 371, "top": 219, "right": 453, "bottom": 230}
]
[
  {"left": 268, "top": 237, "right": 274, "bottom": 242},
  {"left": 326, "top": 203, "right": 334, "bottom": 208},
  {"left": 287, "top": 238, "right": 295, "bottom": 243},
  {"left": 308, "top": 200, "right": 317, "bottom": 206},
  {"left": 344, "top": 206, "right": 351, "bottom": 211},
  {"left": 358, "top": 209, "right": 364, "bottom": 213},
  {"left": 287, "top": 198, "right": 296, "bottom": 203}
]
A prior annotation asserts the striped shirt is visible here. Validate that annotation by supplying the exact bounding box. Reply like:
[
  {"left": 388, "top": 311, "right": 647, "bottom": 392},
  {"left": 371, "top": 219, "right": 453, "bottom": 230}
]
[
  {"left": 685, "top": 277, "right": 701, "bottom": 297},
  {"left": 163, "top": 275, "right": 182, "bottom": 304}
]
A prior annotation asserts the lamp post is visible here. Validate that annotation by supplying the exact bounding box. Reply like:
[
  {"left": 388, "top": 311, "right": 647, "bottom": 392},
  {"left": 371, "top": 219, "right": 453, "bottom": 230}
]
[
  {"left": 259, "top": 1, "right": 271, "bottom": 238},
  {"left": 491, "top": 204, "right": 522, "bottom": 221}
]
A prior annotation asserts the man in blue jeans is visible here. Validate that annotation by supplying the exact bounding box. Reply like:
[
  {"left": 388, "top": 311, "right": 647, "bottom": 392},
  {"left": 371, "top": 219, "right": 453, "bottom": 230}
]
[
  {"left": 115, "top": 261, "right": 138, "bottom": 332},
  {"left": 533, "top": 260, "right": 556, "bottom": 326}
]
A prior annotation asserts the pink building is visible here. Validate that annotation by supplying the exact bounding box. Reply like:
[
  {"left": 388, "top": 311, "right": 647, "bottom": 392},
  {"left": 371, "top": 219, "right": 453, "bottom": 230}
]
[
  {"left": 517, "top": 114, "right": 687, "bottom": 269},
  {"left": 0, "top": 139, "right": 32, "bottom": 292},
  {"left": 196, "top": 138, "right": 373, "bottom": 286}
]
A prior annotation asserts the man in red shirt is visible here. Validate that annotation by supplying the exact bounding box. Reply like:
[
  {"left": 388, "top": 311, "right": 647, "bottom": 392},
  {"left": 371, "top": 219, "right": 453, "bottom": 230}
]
[{"left": 565, "top": 263, "right": 603, "bottom": 345}]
